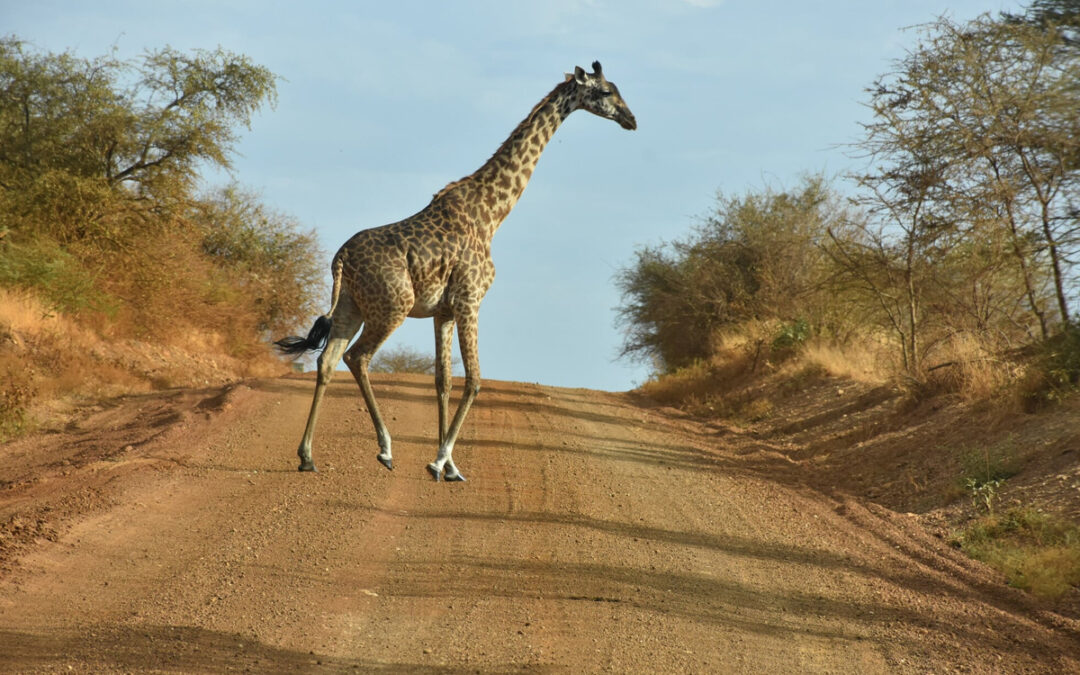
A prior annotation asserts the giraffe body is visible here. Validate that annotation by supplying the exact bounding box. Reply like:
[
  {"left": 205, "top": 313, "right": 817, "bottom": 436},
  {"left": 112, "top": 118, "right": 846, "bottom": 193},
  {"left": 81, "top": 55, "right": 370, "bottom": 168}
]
[{"left": 276, "top": 62, "right": 636, "bottom": 480}]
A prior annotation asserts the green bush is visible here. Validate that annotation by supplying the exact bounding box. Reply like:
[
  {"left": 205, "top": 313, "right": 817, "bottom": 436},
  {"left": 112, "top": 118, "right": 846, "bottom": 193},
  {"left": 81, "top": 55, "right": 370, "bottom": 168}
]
[
  {"left": 1020, "top": 324, "right": 1080, "bottom": 409},
  {"left": 194, "top": 185, "right": 324, "bottom": 336},
  {"left": 0, "top": 236, "right": 116, "bottom": 315},
  {"left": 0, "top": 39, "right": 322, "bottom": 362},
  {"left": 955, "top": 508, "right": 1080, "bottom": 599},
  {"left": 772, "top": 318, "right": 811, "bottom": 353},
  {"left": 616, "top": 175, "right": 847, "bottom": 373}
]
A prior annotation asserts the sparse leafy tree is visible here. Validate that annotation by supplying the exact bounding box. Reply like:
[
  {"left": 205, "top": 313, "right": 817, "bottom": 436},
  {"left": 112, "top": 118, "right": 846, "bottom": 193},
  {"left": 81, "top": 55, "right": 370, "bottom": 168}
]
[
  {"left": 824, "top": 193, "right": 938, "bottom": 376},
  {"left": 856, "top": 13, "right": 1080, "bottom": 338},
  {"left": 0, "top": 37, "right": 277, "bottom": 196},
  {"left": 821, "top": 8, "right": 1080, "bottom": 378}
]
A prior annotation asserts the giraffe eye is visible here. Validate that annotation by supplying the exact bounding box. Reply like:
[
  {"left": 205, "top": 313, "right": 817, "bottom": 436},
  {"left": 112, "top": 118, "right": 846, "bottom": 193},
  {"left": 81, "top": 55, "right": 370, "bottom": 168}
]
[{"left": 599, "top": 90, "right": 615, "bottom": 98}]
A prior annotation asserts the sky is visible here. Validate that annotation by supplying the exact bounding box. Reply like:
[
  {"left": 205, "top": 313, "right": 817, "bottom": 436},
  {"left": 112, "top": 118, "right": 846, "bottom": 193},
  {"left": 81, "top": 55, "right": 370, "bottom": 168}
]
[{"left": 5, "top": 0, "right": 1025, "bottom": 391}]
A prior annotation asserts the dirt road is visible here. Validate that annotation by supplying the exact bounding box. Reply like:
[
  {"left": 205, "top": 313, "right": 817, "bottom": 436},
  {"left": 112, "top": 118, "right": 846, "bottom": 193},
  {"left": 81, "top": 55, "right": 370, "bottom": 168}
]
[{"left": 1, "top": 374, "right": 1078, "bottom": 673}]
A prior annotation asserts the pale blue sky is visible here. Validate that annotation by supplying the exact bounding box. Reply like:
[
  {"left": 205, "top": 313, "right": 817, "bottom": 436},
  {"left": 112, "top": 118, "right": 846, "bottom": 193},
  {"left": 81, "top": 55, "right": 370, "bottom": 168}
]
[{"left": 5, "top": 0, "right": 1022, "bottom": 391}]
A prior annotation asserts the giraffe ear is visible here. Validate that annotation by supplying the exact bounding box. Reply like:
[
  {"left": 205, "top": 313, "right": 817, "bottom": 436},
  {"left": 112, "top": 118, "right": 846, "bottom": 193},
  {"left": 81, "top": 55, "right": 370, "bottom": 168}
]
[
  {"left": 573, "top": 65, "right": 588, "bottom": 85},
  {"left": 592, "top": 61, "right": 603, "bottom": 77}
]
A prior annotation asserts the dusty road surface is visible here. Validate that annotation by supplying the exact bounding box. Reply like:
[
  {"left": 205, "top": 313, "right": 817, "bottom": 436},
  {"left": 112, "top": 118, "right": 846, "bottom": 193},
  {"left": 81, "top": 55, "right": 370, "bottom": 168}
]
[{"left": 1, "top": 374, "right": 1078, "bottom": 673}]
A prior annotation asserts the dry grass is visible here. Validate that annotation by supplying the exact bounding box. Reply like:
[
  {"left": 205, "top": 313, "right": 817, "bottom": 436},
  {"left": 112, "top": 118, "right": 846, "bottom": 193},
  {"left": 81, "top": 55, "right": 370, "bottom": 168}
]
[
  {"left": 0, "top": 289, "right": 145, "bottom": 426},
  {"left": 637, "top": 331, "right": 765, "bottom": 413},
  {"left": 0, "top": 352, "right": 36, "bottom": 438},
  {"left": 637, "top": 361, "right": 722, "bottom": 409},
  {"left": 635, "top": 321, "right": 1080, "bottom": 601},
  {"left": 0, "top": 287, "right": 284, "bottom": 440},
  {"left": 0, "top": 287, "right": 81, "bottom": 339},
  {"left": 924, "top": 333, "right": 1021, "bottom": 402},
  {"left": 638, "top": 330, "right": 889, "bottom": 419},
  {"left": 636, "top": 325, "right": 1038, "bottom": 418},
  {"left": 801, "top": 339, "right": 889, "bottom": 384}
]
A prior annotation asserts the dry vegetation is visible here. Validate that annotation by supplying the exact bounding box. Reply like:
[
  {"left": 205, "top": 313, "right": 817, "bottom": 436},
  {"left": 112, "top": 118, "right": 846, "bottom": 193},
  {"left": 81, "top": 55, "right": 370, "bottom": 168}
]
[
  {"left": 0, "top": 288, "right": 284, "bottom": 437},
  {"left": 620, "top": 5, "right": 1080, "bottom": 602},
  {"left": 631, "top": 324, "right": 1080, "bottom": 604},
  {"left": 0, "top": 39, "right": 323, "bottom": 438}
]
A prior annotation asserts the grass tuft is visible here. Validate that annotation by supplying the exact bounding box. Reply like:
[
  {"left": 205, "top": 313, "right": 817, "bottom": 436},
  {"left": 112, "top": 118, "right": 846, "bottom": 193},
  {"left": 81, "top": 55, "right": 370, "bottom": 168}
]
[{"left": 959, "top": 435, "right": 1023, "bottom": 487}]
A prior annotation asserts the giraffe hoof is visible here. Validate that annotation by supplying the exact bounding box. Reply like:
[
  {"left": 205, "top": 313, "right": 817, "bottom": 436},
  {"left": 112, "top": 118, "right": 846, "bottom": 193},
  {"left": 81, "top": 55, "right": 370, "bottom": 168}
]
[
  {"left": 298, "top": 461, "right": 317, "bottom": 472},
  {"left": 426, "top": 463, "right": 441, "bottom": 481},
  {"left": 377, "top": 455, "right": 393, "bottom": 471},
  {"left": 444, "top": 471, "right": 467, "bottom": 482}
]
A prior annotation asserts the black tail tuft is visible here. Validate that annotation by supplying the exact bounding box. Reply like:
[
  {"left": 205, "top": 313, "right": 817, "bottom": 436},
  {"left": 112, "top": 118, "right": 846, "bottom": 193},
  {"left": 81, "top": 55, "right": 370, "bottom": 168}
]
[{"left": 275, "top": 315, "right": 333, "bottom": 356}]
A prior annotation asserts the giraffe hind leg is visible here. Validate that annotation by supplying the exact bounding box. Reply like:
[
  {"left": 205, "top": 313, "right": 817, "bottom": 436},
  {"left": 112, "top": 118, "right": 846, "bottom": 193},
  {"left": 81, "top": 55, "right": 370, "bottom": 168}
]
[
  {"left": 343, "top": 313, "right": 407, "bottom": 472},
  {"left": 295, "top": 314, "right": 358, "bottom": 472}
]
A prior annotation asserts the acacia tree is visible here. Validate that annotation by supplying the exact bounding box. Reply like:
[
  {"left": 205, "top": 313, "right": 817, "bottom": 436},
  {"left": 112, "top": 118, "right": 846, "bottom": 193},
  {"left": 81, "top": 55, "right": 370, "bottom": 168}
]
[
  {"left": 858, "top": 12, "right": 1080, "bottom": 339},
  {"left": 0, "top": 38, "right": 276, "bottom": 188},
  {"left": 0, "top": 37, "right": 281, "bottom": 250},
  {"left": 110, "top": 46, "right": 277, "bottom": 192}
]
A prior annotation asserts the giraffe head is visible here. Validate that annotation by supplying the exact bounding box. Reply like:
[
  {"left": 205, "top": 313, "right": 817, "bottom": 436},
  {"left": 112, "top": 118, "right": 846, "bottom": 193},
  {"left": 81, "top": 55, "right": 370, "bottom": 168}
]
[{"left": 569, "top": 61, "right": 637, "bottom": 131}]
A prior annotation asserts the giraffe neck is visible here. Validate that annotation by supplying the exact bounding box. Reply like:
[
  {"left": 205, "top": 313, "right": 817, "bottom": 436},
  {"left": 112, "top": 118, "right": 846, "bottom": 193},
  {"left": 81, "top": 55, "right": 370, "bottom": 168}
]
[{"left": 437, "top": 79, "right": 577, "bottom": 240}]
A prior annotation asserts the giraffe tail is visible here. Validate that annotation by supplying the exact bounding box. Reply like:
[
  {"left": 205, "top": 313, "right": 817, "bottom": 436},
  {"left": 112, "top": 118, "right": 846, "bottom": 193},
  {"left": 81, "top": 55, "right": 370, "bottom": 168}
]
[
  {"left": 274, "top": 316, "right": 332, "bottom": 356},
  {"left": 273, "top": 256, "right": 344, "bottom": 357}
]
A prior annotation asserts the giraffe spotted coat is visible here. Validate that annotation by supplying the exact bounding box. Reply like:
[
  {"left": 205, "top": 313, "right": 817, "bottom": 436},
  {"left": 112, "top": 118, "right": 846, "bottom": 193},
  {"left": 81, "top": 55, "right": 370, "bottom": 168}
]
[{"left": 276, "top": 61, "right": 636, "bottom": 481}]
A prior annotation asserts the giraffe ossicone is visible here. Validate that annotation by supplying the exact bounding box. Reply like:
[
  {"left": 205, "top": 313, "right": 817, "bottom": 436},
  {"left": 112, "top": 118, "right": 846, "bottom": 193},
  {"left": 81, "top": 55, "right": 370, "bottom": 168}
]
[{"left": 275, "top": 61, "right": 636, "bottom": 481}]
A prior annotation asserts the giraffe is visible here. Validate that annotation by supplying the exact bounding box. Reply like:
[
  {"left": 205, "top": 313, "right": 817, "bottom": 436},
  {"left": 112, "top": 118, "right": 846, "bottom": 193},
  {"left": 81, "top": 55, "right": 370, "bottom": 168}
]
[{"left": 275, "top": 61, "right": 636, "bottom": 481}]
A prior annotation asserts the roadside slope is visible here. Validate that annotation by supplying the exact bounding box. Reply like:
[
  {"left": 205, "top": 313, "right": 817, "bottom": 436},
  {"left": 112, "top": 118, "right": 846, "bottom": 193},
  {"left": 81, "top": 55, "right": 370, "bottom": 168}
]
[{"left": 1, "top": 374, "right": 1077, "bottom": 672}]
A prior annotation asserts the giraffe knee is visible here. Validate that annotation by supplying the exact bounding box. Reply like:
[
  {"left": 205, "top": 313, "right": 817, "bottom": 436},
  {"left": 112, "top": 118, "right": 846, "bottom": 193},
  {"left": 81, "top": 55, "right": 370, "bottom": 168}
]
[
  {"left": 316, "top": 356, "right": 336, "bottom": 385},
  {"left": 342, "top": 350, "right": 368, "bottom": 371}
]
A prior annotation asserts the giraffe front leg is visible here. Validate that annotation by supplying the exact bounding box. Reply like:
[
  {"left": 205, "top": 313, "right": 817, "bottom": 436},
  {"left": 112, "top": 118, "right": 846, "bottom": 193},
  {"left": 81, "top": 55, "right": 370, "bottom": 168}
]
[
  {"left": 428, "top": 311, "right": 480, "bottom": 482},
  {"left": 434, "top": 315, "right": 455, "bottom": 446}
]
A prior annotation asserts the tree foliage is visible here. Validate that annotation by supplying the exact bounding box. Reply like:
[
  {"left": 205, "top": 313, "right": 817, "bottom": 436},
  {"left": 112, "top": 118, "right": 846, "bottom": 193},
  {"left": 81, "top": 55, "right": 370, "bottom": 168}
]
[
  {"left": 0, "top": 37, "right": 322, "bottom": 358},
  {"left": 193, "top": 185, "right": 323, "bottom": 336},
  {"left": 616, "top": 175, "right": 847, "bottom": 372},
  {"left": 618, "top": 3, "right": 1080, "bottom": 384},
  {"left": 0, "top": 38, "right": 276, "bottom": 196},
  {"left": 857, "top": 11, "right": 1080, "bottom": 340}
]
